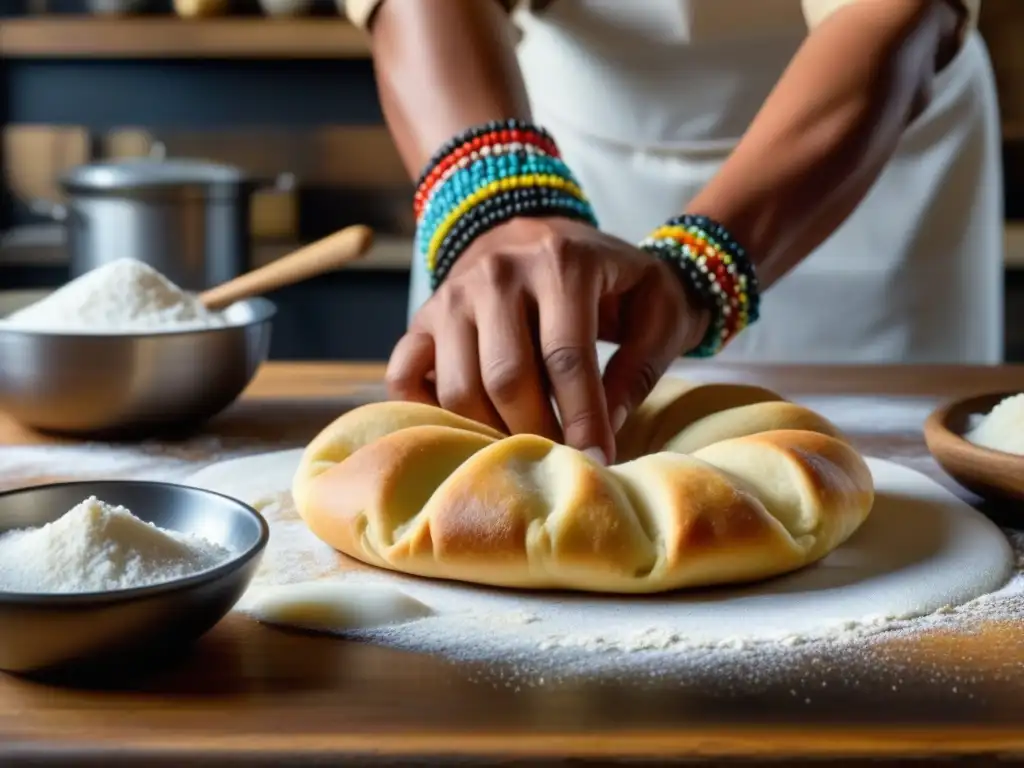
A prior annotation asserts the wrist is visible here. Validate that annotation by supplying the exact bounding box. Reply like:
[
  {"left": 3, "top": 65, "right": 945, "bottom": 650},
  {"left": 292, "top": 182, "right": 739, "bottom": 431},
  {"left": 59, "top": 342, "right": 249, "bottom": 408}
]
[
  {"left": 674, "top": 274, "right": 714, "bottom": 354},
  {"left": 413, "top": 119, "right": 599, "bottom": 291}
]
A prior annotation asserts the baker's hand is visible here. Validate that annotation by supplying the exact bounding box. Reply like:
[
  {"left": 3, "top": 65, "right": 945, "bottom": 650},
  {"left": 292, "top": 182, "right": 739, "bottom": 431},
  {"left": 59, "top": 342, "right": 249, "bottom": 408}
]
[{"left": 386, "top": 217, "right": 709, "bottom": 464}]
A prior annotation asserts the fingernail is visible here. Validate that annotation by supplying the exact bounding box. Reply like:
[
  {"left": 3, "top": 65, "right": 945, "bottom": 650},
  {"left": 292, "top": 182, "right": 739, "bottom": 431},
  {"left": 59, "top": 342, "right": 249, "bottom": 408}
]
[
  {"left": 582, "top": 447, "right": 608, "bottom": 466},
  {"left": 611, "top": 405, "right": 628, "bottom": 434}
]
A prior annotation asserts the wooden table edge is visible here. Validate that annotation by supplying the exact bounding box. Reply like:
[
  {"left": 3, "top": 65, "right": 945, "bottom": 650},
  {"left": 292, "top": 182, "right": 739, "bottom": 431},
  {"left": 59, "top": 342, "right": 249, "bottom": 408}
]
[{"left": 7, "top": 727, "right": 1024, "bottom": 761}]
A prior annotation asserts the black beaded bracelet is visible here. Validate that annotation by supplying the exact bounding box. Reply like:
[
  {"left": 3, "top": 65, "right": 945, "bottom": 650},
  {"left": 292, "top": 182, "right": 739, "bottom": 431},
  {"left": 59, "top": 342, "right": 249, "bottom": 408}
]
[{"left": 430, "top": 187, "right": 599, "bottom": 289}]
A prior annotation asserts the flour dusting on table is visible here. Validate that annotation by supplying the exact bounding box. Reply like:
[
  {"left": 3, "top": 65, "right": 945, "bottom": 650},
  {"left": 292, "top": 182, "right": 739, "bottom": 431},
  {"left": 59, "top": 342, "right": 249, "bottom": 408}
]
[
  {"left": 362, "top": 534, "right": 1024, "bottom": 675},
  {"left": 250, "top": 483, "right": 1024, "bottom": 692},
  {"left": 2, "top": 392, "right": 1022, "bottom": 688}
]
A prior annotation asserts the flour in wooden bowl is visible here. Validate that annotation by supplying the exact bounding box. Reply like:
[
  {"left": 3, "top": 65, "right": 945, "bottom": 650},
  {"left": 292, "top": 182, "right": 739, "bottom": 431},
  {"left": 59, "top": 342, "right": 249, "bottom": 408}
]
[
  {"left": 0, "top": 495, "right": 232, "bottom": 593},
  {"left": 1, "top": 258, "right": 227, "bottom": 334},
  {"left": 966, "top": 393, "right": 1024, "bottom": 455}
]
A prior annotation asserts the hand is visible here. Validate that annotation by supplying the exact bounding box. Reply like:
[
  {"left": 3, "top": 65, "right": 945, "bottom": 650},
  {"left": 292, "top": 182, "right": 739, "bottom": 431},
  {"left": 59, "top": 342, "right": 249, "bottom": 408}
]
[{"left": 386, "top": 217, "right": 709, "bottom": 464}]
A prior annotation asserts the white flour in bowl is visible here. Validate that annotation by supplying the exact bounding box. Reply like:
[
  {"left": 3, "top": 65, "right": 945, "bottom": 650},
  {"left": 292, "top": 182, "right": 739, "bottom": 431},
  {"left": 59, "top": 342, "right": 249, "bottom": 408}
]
[
  {"left": 1, "top": 258, "right": 227, "bottom": 334},
  {"left": 0, "top": 495, "right": 232, "bottom": 593},
  {"left": 966, "top": 393, "right": 1024, "bottom": 456}
]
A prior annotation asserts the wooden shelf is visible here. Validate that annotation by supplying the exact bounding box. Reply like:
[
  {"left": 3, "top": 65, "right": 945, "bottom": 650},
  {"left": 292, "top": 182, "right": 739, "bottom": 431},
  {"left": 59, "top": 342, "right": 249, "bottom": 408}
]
[{"left": 0, "top": 17, "right": 370, "bottom": 59}]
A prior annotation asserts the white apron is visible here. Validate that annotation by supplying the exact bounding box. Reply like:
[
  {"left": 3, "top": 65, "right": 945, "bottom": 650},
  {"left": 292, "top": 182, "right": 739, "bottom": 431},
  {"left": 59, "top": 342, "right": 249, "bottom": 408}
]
[{"left": 408, "top": 0, "right": 1004, "bottom": 365}]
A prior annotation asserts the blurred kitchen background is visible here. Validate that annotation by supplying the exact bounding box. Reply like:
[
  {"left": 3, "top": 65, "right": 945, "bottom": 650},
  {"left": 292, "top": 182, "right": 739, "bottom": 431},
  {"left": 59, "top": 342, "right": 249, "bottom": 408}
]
[{"left": 0, "top": 0, "right": 1023, "bottom": 362}]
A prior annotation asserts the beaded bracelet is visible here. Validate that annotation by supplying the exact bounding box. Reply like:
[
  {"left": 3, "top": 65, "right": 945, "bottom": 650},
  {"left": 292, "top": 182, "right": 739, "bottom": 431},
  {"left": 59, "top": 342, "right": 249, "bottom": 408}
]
[
  {"left": 638, "top": 214, "right": 761, "bottom": 358},
  {"left": 414, "top": 119, "right": 559, "bottom": 194},
  {"left": 414, "top": 119, "right": 599, "bottom": 290},
  {"left": 430, "top": 188, "right": 597, "bottom": 287}
]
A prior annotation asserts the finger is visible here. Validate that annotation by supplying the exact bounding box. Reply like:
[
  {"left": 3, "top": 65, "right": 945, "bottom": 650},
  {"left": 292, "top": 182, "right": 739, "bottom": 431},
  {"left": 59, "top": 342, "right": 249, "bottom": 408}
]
[
  {"left": 602, "top": 291, "right": 688, "bottom": 431},
  {"left": 477, "top": 295, "right": 562, "bottom": 440},
  {"left": 434, "top": 314, "right": 507, "bottom": 431},
  {"left": 386, "top": 332, "right": 438, "bottom": 405},
  {"left": 537, "top": 284, "right": 612, "bottom": 464}
]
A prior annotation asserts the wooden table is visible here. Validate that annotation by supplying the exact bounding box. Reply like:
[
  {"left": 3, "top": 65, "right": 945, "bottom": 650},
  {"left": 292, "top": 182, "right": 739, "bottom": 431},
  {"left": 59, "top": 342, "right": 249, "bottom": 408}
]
[{"left": 4, "top": 362, "right": 1024, "bottom": 767}]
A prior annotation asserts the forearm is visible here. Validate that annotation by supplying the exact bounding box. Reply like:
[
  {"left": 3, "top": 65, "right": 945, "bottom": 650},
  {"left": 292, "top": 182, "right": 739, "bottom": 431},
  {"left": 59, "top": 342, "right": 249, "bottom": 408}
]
[
  {"left": 368, "top": 0, "right": 531, "bottom": 179},
  {"left": 687, "top": 0, "right": 960, "bottom": 289}
]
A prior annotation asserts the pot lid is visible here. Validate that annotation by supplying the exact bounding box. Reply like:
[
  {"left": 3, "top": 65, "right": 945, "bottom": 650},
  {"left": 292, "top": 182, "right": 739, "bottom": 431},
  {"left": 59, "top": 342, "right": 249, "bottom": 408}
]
[{"left": 62, "top": 159, "right": 247, "bottom": 192}]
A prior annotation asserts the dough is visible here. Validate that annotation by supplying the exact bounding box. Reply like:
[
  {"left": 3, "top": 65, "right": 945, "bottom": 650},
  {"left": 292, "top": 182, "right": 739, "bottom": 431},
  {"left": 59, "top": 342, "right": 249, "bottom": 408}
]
[
  {"left": 236, "top": 581, "right": 433, "bottom": 634},
  {"left": 290, "top": 378, "right": 874, "bottom": 594},
  {"left": 187, "top": 451, "right": 1015, "bottom": 646}
]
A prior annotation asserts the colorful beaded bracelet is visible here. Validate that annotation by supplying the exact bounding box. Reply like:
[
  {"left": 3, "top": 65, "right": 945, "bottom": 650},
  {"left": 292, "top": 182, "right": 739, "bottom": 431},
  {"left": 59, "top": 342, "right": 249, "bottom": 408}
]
[
  {"left": 414, "top": 139, "right": 558, "bottom": 219},
  {"left": 638, "top": 214, "right": 761, "bottom": 358},
  {"left": 417, "top": 151, "right": 578, "bottom": 234},
  {"left": 414, "top": 119, "right": 598, "bottom": 289},
  {"left": 414, "top": 119, "right": 559, "bottom": 193},
  {"left": 430, "top": 188, "right": 597, "bottom": 290}
]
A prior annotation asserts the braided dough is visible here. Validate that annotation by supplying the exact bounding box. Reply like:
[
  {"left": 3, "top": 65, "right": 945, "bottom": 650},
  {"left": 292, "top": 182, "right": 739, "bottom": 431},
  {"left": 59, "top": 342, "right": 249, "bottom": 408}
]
[{"left": 292, "top": 378, "right": 874, "bottom": 594}]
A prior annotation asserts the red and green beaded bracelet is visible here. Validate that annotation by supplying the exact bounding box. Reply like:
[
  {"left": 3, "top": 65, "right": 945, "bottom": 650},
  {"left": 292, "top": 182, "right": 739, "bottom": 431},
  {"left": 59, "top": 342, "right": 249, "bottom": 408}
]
[{"left": 639, "top": 214, "right": 761, "bottom": 357}]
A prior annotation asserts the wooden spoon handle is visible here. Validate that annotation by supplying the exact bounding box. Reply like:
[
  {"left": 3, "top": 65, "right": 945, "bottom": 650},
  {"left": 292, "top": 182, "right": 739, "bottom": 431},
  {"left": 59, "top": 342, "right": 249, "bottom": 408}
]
[{"left": 199, "top": 225, "right": 374, "bottom": 311}]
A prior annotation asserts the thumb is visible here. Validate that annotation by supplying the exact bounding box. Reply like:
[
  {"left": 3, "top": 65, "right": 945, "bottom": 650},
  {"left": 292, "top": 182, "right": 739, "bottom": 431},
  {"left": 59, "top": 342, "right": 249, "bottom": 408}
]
[
  {"left": 601, "top": 341, "right": 673, "bottom": 438},
  {"left": 601, "top": 297, "right": 695, "bottom": 435}
]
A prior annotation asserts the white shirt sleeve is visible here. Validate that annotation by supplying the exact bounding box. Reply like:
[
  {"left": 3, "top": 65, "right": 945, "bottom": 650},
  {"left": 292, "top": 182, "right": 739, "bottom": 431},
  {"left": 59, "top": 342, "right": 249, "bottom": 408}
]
[{"left": 802, "top": 0, "right": 979, "bottom": 42}]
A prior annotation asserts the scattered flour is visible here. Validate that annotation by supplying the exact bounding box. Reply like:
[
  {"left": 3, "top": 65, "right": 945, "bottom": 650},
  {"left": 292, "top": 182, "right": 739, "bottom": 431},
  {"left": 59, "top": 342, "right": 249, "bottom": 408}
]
[
  {"left": 187, "top": 450, "right": 1023, "bottom": 685},
  {"left": 347, "top": 552, "right": 1024, "bottom": 662},
  {"left": 1, "top": 392, "right": 1023, "bottom": 691},
  {"left": 0, "top": 495, "right": 232, "bottom": 593},
  {"left": 343, "top": 537, "right": 1024, "bottom": 689},
  {"left": 966, "top": 393, "right": 1024, "bottom": 455},
  {"left": 1, "top": 258, "right": 227, "bottom": 334}
]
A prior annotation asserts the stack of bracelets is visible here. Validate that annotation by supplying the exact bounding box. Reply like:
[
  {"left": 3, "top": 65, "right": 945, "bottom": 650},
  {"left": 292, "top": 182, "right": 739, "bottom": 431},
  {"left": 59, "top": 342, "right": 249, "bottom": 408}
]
[
  {"left": 413, "top": 119, "right": 599, "bottom": 291},
  {"left": 638, "top": 214, "right": 761, "bottom": 358},
  {"left": 413, "top": 119, "right": 761, "bottom": 358}
]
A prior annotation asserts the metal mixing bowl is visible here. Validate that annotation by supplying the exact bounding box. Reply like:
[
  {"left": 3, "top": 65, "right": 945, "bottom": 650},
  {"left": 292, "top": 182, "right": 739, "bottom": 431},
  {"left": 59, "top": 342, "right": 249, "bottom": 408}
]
[
  {"left": 0, "top": 480, "right": 268, "bottom": 675},
  {"left": 0, "top": 297, "right": 275, "bottom": 439}
]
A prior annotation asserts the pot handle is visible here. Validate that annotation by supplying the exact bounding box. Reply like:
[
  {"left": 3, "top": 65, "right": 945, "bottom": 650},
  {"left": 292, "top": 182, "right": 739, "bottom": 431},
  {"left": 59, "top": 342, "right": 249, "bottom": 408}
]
[
  {"left": 29, "top": 199, "right": 68, "bottom": 221},
  {"left": 269, "top": 172, "right": 296, "bottom": 192},
  {"left": 275, "top": 172, "right": 297, "bottom": 192},
  {"left": 245, "top": 171, "right": 297, "bottom": 193}
]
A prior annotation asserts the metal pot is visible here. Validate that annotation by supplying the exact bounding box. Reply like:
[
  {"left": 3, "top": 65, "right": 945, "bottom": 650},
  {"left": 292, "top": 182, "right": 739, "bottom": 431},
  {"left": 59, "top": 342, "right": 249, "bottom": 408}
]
[
  {"left": 33, "top": 156, "right": 293, "bottom": 291},
  {"left": 86, "top": 0, "right": 149, "bottom": 14}
]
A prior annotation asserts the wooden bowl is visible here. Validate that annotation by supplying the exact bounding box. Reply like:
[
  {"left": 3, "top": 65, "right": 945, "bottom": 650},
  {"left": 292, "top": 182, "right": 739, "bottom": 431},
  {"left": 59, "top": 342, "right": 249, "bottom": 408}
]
[{"left": 924, "top": 391, "right": 1024, "bottom": 503}]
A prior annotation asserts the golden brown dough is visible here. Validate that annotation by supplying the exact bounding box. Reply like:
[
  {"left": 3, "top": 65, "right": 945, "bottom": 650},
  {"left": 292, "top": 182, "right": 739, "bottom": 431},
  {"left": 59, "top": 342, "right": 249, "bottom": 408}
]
[{"left": 292, "top": 378, "right": 874, "bottom": 594}]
